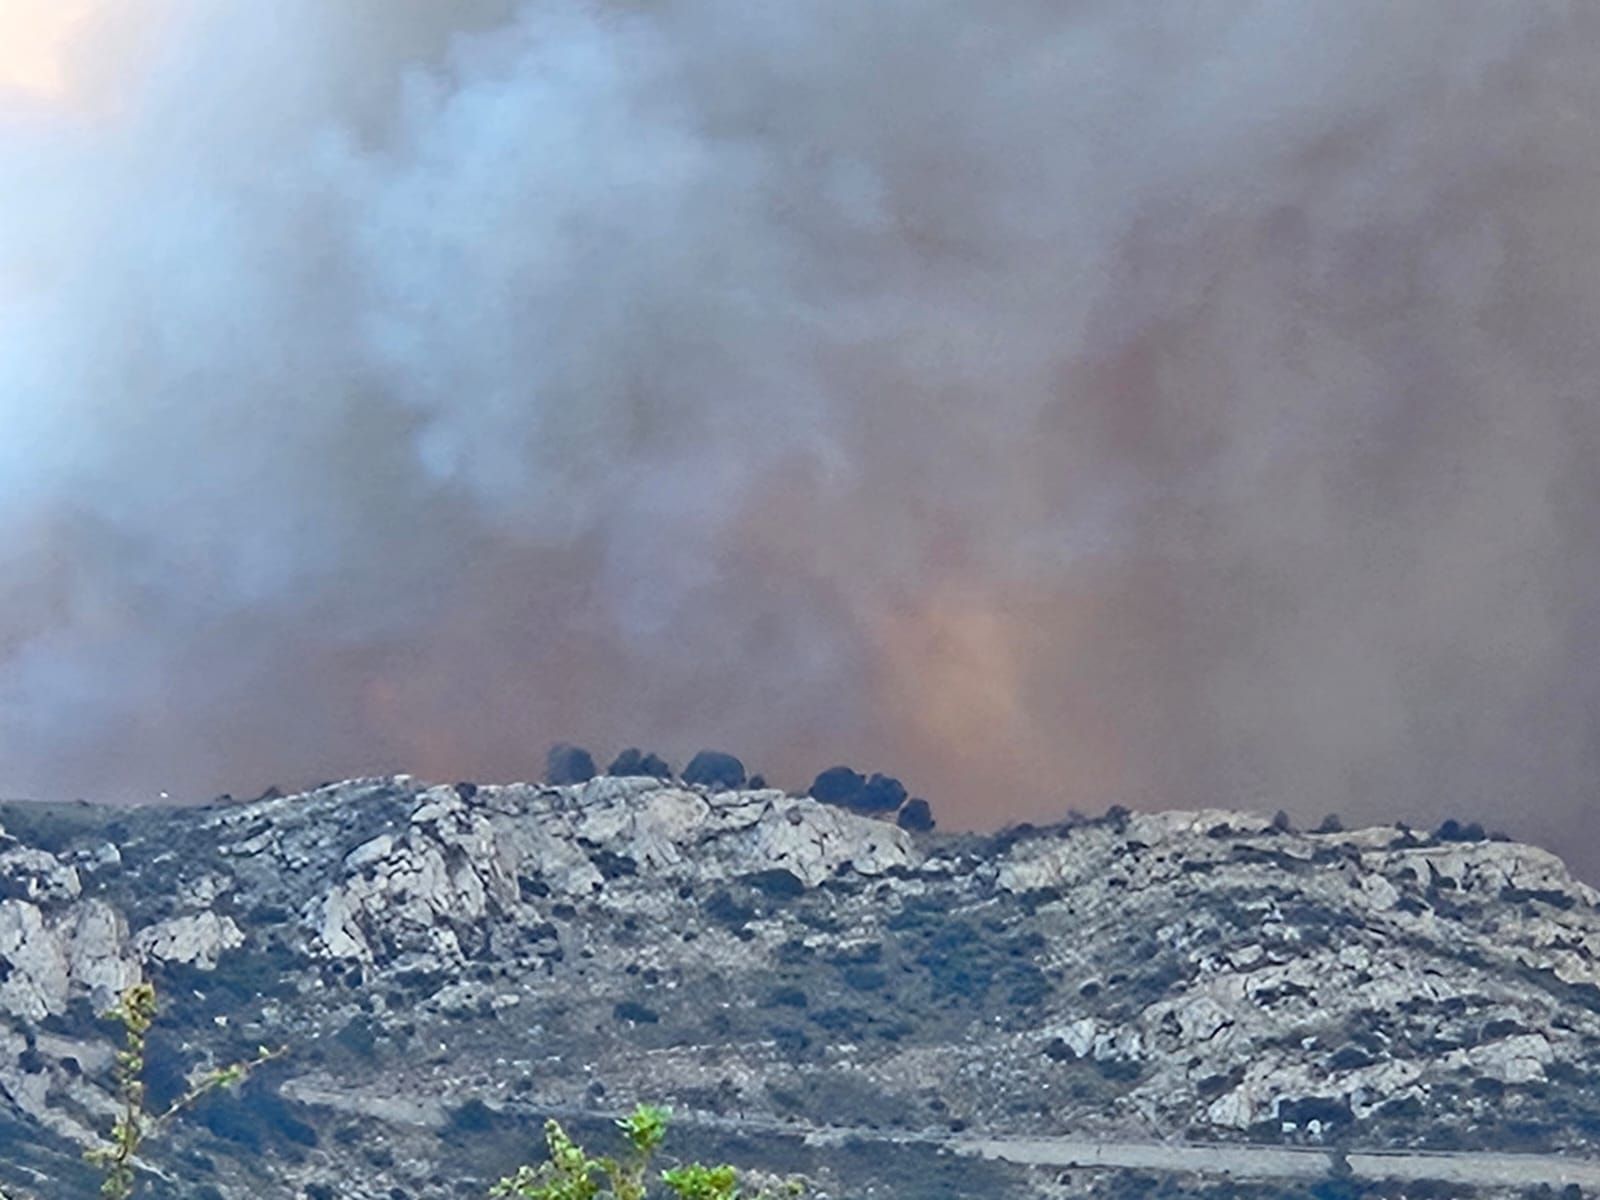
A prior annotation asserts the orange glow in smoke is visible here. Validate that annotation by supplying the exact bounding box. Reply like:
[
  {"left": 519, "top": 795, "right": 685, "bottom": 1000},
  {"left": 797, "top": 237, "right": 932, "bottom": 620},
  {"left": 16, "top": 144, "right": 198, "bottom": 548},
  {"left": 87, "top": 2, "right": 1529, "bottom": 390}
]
[
  {"left": 873, "top": 582, "right": 1027, "bottom": 756},
  {"left": 0, "top": 0, "right": 94, "bottom": 99},
  {"left": 869, "top": 577, "right": 1046, "bottom": 821},
  {"left": 869, "top": 575, "right": 1129, "bottom": 824}
]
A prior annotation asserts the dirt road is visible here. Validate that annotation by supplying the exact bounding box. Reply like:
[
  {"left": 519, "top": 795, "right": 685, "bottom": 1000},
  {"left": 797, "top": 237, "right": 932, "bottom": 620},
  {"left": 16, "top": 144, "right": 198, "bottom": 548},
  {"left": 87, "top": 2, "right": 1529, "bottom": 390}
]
[
  {"left": 953, "top": 1134, "right": 1600, "bottom": 1189},
  {"left": 283, "top": 1077, "right": 1600, "bottom": 1190}
]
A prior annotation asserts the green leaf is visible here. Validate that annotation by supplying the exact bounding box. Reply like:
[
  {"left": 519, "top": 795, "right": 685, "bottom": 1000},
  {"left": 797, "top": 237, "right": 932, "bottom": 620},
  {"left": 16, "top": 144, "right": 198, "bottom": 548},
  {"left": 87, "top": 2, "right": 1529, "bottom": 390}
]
[
  {"left": 616, "top": 1104, "right": 671, "bottom": 1154},
  {"left": 662, "top": 1162, "right": 739, "bottom": 1200}
]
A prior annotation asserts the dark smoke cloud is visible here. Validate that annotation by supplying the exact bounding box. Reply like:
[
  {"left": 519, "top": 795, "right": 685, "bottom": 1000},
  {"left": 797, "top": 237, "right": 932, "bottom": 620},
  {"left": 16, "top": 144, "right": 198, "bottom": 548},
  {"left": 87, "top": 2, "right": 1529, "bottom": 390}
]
[{"left": 2, "top": 2, "right": 1598, "bottom": 872}]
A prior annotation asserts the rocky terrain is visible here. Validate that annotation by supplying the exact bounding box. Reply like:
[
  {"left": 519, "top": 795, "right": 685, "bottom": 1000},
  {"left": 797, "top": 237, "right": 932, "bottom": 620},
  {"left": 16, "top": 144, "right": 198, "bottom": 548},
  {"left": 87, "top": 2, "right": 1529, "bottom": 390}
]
[{"left": 3, "top": 773, "right": 1600, "bottom": 1197}]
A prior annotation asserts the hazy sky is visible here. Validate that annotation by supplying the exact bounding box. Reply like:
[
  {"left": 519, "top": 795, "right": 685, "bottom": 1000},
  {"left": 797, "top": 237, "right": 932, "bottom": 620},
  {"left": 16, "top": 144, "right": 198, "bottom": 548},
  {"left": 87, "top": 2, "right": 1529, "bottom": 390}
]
[{"left": 1, "top": 3, "right": 1598, "bottom": 873}]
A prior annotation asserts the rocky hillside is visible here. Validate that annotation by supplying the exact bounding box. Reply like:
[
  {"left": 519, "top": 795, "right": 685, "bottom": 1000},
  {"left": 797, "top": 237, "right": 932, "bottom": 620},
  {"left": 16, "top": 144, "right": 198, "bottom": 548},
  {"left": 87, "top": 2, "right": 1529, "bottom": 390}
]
[{"left": 3, "top": 776, "right": 1600, "bottom": 1198}]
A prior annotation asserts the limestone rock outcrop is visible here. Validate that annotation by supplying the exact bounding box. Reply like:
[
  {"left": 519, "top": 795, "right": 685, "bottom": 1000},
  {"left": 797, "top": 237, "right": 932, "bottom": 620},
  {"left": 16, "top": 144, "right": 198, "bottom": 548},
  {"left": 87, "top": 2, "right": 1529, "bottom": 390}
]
[{"left": 3, "top": 776, "right": 1600, "bottom": 1198}]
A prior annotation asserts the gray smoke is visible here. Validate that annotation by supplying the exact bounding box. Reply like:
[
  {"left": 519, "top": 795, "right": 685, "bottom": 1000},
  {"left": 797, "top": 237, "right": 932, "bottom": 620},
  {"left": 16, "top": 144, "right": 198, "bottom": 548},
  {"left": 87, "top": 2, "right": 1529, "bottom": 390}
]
[{"left": 2, "top": 2, "right": 1598, "bottom": 872}]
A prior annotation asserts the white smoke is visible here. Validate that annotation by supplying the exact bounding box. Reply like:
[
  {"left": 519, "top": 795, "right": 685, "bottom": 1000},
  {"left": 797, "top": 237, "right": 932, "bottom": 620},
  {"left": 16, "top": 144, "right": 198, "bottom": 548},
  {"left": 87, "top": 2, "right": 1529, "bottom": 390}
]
[{"left": 2, "top": 2, "right": 1598, "bottom": 870}]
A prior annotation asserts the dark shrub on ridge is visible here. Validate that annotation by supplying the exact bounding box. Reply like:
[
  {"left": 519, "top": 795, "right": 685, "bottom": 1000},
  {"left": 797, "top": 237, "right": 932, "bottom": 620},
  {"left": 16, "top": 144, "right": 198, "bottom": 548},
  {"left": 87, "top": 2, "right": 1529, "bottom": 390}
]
[
  {"left": 682, "top": 749, "right": 745, "bottom": 789},
  {"left": 858, "top": 773, "right": 907, "bottom": 813},
  {"left": 810, "top": 766, "right": 908, "bottom": 814},
  {"left": 545, "top": 743, "right": 596, "bottom": 786},
  {"left": 1437, "top": 818, "right": 1487, "bottom": 842},
  {"left": 607, "top": 747, "right": 673, "bottom": 779},
  {"left": 809, "top": 766, "right": 866, "bottom": 805}
]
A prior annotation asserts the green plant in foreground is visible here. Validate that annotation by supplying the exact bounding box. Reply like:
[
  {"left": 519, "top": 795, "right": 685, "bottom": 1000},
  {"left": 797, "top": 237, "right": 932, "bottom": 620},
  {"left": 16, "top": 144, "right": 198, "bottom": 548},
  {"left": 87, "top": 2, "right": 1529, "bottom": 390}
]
[
  {"left": 82, "top": 981, "right": 284, "bottom": 1199},
  {"left": 490, "top": 1104, "right": 800, "bottom": 1200},
  {"left": 0, "top": 991, "right": 793, "bottom": 1200}
]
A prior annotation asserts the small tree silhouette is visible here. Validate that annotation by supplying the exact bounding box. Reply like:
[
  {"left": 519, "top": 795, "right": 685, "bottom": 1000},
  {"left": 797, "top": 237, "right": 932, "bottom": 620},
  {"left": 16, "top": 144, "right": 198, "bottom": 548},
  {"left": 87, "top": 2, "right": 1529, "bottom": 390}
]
[{"left": 85, "top": 981, "right": 284, "bottom": 1198}]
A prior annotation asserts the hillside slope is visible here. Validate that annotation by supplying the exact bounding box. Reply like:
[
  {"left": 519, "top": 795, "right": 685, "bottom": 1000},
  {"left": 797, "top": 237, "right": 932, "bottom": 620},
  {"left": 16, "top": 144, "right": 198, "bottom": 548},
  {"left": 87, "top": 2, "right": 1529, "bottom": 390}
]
[{"left": 3, "top": 777, "right": 1600, "bottom": 1197}]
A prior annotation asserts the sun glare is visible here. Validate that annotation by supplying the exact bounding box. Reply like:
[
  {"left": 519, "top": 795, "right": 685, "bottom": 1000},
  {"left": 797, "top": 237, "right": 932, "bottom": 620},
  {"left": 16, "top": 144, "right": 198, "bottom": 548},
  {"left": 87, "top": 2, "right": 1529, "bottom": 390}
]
[{"left": 0, "top": 0, "right": 95, "bottom": 100}]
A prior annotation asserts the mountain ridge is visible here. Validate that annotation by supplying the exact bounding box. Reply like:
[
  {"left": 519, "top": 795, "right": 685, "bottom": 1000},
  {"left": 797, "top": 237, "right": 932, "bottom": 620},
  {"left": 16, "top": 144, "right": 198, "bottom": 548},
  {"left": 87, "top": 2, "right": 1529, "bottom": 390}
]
[{"left": 3, "top": 775, "right": 1600, "bottom": 1197}]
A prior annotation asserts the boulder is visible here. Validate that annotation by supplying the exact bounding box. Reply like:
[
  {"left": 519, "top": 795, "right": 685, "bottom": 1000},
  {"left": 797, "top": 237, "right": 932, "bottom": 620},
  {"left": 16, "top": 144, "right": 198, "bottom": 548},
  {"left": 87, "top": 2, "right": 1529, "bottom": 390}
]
[
  {"left": 134, "top": 912, "right": 245, "bottom": 969},
  {"left": 0, "top": 847, "right": 82, "bottom": 904},
  {"left": 0, "top": 901, "right": 69, "bottom": 1021}
]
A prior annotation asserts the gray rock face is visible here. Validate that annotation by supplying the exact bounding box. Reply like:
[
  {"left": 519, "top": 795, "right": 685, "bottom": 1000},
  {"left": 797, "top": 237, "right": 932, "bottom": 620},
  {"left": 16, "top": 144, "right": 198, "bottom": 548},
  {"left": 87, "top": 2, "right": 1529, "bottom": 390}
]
[
  {"left": 3, "top": 780, "right": 1600, "bottom": 1198},
  {"left": 134, "top": 911, "right": 245, "bottom": 968}
]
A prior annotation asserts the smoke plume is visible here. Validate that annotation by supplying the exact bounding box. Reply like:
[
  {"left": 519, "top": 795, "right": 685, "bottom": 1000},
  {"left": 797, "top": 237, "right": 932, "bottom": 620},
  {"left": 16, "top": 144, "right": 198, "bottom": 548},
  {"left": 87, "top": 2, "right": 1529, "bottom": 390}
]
[{"left": 2, "top": 2, "right": 1598, "bottom": 870}]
